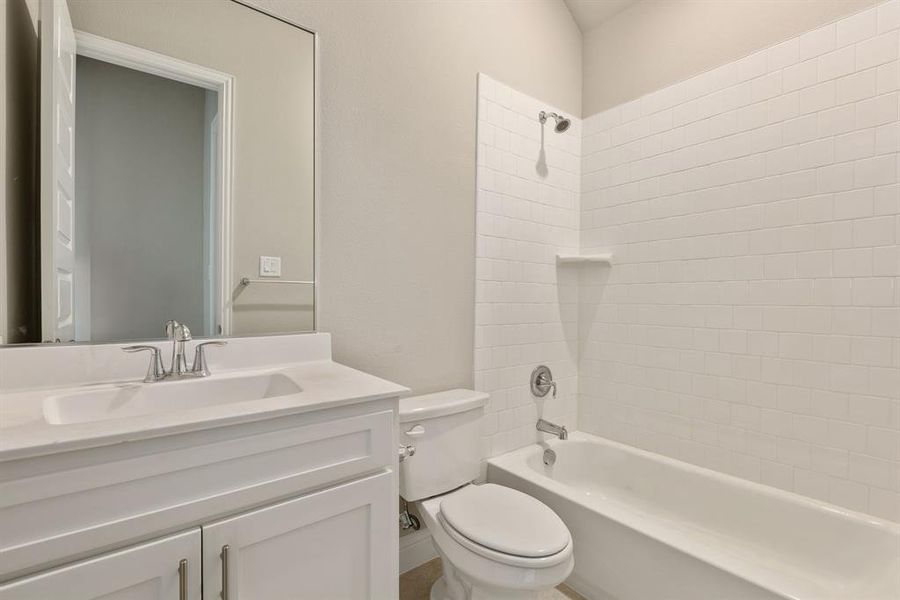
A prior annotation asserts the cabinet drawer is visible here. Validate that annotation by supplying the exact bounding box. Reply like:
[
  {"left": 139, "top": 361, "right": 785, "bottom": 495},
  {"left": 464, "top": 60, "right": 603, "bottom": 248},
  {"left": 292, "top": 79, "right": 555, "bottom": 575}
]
[{"left": 0, "top": 404, "right": 395, "bottom": 580}]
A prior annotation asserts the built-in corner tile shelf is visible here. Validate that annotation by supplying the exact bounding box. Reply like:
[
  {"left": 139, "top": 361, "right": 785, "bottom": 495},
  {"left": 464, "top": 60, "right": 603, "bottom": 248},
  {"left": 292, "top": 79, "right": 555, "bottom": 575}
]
[{"left": 556, "top": 253, "right": 613, "bottom": 265}]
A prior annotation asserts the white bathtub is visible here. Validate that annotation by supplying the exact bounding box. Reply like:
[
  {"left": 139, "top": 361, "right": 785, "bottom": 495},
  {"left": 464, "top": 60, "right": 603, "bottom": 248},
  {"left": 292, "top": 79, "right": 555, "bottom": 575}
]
[{"left": 487, "top": 432, "right": 900, "bottom": 600}]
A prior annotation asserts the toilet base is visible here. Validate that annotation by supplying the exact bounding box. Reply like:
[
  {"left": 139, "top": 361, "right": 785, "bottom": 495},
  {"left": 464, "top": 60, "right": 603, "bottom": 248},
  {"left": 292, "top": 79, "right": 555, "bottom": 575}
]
[
  {"left": 429, "top": 576, "right": 447, "bottom": 600},
  {"left": 429, "top": 553, "right": 549, "bottom": 600}
]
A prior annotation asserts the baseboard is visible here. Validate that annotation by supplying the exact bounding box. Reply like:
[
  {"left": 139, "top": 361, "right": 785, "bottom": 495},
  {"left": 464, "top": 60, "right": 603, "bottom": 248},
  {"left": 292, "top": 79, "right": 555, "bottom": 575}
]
[
  {"left": 399, "top": 527, "right": 438, "bottom": 574},
  {"left": 566, "top": 572, "right": 616, "bottom": 600}
]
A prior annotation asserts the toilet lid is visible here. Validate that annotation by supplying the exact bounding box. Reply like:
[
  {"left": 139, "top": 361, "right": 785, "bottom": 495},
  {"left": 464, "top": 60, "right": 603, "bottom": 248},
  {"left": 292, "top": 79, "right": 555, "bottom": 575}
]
[{"left": 439, "top": 484, "right": 570, "bottom": 558}]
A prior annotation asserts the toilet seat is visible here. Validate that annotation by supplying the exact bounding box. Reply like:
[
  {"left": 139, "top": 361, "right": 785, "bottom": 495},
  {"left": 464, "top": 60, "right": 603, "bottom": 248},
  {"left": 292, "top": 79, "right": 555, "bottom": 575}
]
[
  {"left": 438, "top": 484, "right": 572, "bottom": 568},
  {"left": 419, "top": 487, "right": 575, "bottom": 595}
]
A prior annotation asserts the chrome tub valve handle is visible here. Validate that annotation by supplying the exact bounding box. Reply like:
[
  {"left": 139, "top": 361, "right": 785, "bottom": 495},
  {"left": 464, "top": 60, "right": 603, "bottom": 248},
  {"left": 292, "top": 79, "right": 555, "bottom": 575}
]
[{"left": 531, "top": 365, "right": 557, "bottom": 398}]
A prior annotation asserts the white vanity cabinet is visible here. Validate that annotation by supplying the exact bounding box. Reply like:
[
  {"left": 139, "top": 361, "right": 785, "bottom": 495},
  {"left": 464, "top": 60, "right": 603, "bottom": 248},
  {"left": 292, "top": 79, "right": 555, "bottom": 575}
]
[
  {"left": 0, "top": 397, "right": 401, "bottom": 600},
  {"left": 1, "top": 473, "right": 394, "bottom": 600},
  {"left": 0, "top": 529, "right": 202, "bottom": 600}
]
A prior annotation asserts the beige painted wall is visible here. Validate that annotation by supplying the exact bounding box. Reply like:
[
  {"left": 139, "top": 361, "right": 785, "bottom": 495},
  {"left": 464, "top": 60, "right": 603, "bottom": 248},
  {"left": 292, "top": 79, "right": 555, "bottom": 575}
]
[
  {"left": 69, "top": 0, "right": 315, "bottom": 336},
  {"left": 245, "top": 0, "right": 583, "bottom": 393},
  {"left": 583, "top": 0, "right": 877, "bottom": 115}
]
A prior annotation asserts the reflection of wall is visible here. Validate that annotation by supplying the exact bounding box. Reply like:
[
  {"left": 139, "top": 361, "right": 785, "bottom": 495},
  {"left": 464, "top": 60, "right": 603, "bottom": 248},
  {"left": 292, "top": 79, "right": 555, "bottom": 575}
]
[
  {"left": 69, "top": 0, "right": 315, "bottom": 336},
  {"left": 582, "top": 0, "right": 876, "bottom": 115},
  {"left": 1, "top": 0, "right": 40, "bottom": 343},
  {"left": 75, "top": 57, "right": 206, "bottom": 342}
]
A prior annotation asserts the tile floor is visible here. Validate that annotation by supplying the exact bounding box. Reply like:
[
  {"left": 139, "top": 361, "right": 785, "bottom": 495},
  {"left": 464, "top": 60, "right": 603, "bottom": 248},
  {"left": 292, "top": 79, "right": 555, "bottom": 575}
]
[{"left": 399, "top": 558, "right": 586, "bottom": 600}]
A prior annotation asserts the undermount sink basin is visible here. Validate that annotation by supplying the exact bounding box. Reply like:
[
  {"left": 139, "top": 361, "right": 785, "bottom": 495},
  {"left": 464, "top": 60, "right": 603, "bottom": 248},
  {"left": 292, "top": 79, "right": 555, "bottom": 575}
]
[{"left": 43, "top": 372, "right": 302, "bottom": 425}]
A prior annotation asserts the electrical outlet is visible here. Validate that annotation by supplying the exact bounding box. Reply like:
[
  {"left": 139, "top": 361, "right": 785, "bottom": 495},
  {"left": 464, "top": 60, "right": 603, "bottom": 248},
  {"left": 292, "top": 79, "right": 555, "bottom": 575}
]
[{"left": 259, "top": 256, "right": 282, "bottom": 277}]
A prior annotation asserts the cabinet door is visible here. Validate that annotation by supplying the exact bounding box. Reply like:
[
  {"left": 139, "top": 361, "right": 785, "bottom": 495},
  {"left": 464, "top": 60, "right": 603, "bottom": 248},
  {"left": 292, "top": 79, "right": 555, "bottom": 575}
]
[
  {"left": 203, "top": 471, "right": 395, "bottom": 600},
  {"left": 0, "top": 529, "right": 201, "bottom": 600}
]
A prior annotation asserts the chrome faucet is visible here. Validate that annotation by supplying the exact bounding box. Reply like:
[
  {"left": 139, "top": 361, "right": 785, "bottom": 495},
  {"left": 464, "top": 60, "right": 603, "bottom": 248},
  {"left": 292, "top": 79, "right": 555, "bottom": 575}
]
[
  {"left": 123, "top": 321, "right": 226, "bottom": 382},
  {"left": 536, "top": 418, "right": 568, "bottom": 440},
  {"left": 166, "top": 320, "right": 193, "bottom": 378}
]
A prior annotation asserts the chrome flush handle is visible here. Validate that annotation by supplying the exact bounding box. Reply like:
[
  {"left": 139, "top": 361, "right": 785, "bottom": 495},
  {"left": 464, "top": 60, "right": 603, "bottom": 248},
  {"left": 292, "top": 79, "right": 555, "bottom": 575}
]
[{"left": 398, "top": 444, "right": 416, "bottom": 462}]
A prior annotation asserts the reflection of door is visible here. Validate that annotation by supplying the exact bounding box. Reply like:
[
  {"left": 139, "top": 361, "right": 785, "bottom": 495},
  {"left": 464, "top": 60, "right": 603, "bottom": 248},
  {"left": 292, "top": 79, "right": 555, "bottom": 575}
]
[
  {"left": 40, "top": 0, "right": 77, "bottom": 342},
  {"left": 69, "top": 32, "right": 234, "bottom": 340}
]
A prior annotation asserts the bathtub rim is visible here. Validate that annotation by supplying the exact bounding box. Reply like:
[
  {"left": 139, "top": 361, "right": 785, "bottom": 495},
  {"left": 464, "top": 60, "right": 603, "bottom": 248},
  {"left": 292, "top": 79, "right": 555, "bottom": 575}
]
[{"left": 487, "top": 431, "right": 900, "bottom": 600}]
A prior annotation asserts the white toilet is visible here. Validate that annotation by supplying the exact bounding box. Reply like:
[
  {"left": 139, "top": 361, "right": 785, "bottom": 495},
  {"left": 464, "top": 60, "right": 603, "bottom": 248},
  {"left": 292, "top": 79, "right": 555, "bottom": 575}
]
[{"left": 399, "top": 389, "right": 574, "bottom": 600}]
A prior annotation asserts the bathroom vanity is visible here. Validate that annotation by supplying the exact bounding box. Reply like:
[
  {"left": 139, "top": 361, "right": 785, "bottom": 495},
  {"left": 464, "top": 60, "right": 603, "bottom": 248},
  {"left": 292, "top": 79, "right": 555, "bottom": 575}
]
[{"left": 0, "top": 333, "right": 407, "bottom": 599}]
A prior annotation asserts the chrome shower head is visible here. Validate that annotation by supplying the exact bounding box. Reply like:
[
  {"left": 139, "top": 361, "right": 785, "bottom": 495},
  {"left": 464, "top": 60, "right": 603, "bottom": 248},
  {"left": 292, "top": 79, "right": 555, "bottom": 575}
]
[
  {"left": 554, "top": 116, "right": 571, "bottom": 133},
  {"left": 539, "top": 111, "right": 571, "bottom": 133}
]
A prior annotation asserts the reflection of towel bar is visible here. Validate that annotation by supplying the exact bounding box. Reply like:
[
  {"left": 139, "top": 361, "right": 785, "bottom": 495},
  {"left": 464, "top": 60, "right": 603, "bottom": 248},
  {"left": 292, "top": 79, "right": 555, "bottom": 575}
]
[{"left": 239, "top": 277, "right": 315, "bottom": 286}]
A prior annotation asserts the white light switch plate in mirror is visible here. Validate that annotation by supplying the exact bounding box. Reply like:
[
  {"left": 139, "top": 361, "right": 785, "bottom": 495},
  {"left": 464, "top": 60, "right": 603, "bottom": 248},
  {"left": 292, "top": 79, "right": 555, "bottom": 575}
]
[{"left": 259, "top": 256, "right": 282, "bottom": 277}]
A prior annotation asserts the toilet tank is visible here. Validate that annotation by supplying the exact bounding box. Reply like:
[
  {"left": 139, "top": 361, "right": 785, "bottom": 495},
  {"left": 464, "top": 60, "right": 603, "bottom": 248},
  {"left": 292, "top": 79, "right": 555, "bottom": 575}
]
[{"left": 399, "top": 389, "right": 489, "bottom": 502}]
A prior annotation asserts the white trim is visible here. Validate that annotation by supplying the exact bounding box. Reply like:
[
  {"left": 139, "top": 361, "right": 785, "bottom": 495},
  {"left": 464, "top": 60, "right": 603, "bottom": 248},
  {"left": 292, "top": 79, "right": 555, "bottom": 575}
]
[
  {"left": 399, "top": 528, "right": 439, "bottom": 574},
  {"left": 312, "top": 29, "right": 320, "bottom": 332},
  {"left": 38, "top": 0, "right": 56, "bottom": 341},
  {"left": 74, "top": 31, "right": 235, "bottom": 335}
]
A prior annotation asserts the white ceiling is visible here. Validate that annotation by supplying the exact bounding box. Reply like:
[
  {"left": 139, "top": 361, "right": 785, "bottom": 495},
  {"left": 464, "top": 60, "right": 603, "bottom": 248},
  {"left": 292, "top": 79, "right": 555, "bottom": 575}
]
[{"left": 563, "top": 0, "right": 639, "bottom": 32}]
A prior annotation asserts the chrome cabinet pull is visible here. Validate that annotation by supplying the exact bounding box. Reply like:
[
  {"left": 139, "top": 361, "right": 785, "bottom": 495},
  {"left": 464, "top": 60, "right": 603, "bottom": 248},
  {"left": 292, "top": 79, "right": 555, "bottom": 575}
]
[
  {"left": 178, "top": 559, "right": 187, "bottom": 600},
  {"left": 221, "top": 545, "right": 230, "bottom": 600}
]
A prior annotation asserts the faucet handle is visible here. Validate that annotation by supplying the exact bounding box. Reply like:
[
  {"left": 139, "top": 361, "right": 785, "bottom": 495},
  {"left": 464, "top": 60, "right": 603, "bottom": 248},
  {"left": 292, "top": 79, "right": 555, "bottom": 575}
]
[
  {"left": 191, "top": 341, "right": 227, "bottom": 377},
  {"left": 123, "top": 345, "right": 165, "bottom": 382}
]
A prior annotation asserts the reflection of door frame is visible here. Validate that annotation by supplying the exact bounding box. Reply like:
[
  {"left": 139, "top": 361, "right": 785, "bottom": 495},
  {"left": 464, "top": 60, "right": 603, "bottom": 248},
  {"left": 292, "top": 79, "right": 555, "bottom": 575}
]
[{"left": 74, "top": 31, "right": 235, "bottom": 335}]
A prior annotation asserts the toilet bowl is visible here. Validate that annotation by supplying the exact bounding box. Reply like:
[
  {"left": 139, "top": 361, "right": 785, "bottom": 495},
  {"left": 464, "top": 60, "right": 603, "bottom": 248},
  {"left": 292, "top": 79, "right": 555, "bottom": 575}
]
[
  {"left": 419, "top": 484, "right": 574, "bottom": 600},
  {"left": 399, "top": 390, "right": 574, "bottom": 600}
]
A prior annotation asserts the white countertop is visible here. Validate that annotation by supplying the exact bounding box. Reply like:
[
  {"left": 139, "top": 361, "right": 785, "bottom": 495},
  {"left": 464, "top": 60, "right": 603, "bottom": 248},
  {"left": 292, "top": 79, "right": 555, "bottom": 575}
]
[{"left": 0, "top": 359, "right": 408, "bottom": 462}]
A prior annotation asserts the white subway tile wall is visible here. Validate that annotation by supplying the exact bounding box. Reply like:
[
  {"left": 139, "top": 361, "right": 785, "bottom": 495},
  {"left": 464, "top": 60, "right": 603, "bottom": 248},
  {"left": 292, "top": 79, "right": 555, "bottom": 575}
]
[
  {"left": 579, "top": 1, "right": 900, "bottom": 521},
  {"left": 474, "top": 74, "right": 581, "bottom": 460}
]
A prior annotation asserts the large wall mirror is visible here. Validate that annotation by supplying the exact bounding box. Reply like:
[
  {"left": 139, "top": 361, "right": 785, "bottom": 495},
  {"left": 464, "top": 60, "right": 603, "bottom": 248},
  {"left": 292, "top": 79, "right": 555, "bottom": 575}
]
[{"left": 2, "top": 0, "right": 315, "bottom": 345}]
